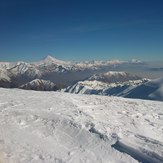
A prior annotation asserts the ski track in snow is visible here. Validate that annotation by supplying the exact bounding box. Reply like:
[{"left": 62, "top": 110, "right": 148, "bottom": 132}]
[{"left": 0, "top": 88, "right": 163, "bottom": 163}]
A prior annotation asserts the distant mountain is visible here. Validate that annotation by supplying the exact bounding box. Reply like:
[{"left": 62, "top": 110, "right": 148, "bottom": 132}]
[
  {"left": 61, "top": 71, "right": 163, "bottom": 101},
  {"left": 0, "top": 56, "right": 157, "bottom": 92},
  {"left": 0, "top": 56, "right": 127, "bottom": 89},
  {"left": 0, "top": 68, "right": 12, "bottom": 88},
  {"left": 63, "top": 74, "right": 163, "bottom": 101},
  {"left": 62, "top": 71, "right": 147, "bottom": 94},
  {"left": 9, "top": 62, "right": 41, "bottom": 78},
  {"left": 89, "top": 71, "right": 142, "bottom": 83},
  {"left": 19, "top": 79, "right": 57, "bottom": 91},
  {"left": 34, "top": 55, "right": 70, "bottom": 66}
]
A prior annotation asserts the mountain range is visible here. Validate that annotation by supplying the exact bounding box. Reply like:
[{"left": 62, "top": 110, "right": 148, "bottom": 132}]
[
  {"left": 0, "top": 56, "right": 163, "bottom": 101},
  {"left": 0, "top": 56, "right": 125, "bottom": 88},
  {"left": 0, "top": 55, "right": 141, "bottom": 89}
]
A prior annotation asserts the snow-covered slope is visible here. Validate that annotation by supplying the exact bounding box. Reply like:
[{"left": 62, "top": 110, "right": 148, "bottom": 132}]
[
  {"left": 62, "top": 71, "right": 154, "bottom": 99},
  {"left": 0, "top": 68, "right": 11, "bottom": 81},
  {"left": 75, "top": 60, "right": 124, "bottom": 70},
  {"left": 19, "top": 79, "right": 57, "bottom": 91},
  {"left": 89, "top": 71, "right": 142, "bottom": 83},
  {"left": 63, "top": 77, "right": 163, "bottom": 101},
  {"left": 0, "top": 68, "right": 12, "bottom": 88},
  {"left": 63, "top": 78, "right": 152, "bottom": 100},
  {"left": 63, "top": 79, "right": 147, "bottom": 94},
  {"left": 9, "top": 62, "right": 41, "bottom": 78},
  {"left": 0, "top": 62, "right": 17, "bottom": 69},
  {"left": 0, "top": 88, "right": 162, "bottom": 163},
  {"left": 125, "top": 77, "right": 163, "bottom": 101}
]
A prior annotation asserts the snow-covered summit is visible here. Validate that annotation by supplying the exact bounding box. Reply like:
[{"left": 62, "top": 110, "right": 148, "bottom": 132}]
[{"left": 34, "top": 55, "right": 70, "bottom": 66}]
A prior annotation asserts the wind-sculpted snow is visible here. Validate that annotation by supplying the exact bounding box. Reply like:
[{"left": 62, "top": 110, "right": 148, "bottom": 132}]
[{"left": 0, "top": 88, "right": 163, "bottom": 163}]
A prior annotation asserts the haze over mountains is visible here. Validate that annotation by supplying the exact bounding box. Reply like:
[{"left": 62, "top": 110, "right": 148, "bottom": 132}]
[
  {"left": 0, "top": 55, "right": 125, "bottom": 88},
  {"left": 0, "top": 56, "right": 163, "bottom": 101}
]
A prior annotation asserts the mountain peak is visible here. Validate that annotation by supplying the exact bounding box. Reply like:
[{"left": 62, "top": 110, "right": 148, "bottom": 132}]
[
  {"left": 35, "top": 55, "right": 68, "bottom": 66},
  {"left": 44, "top": 55, "right": 58, "bottom": 62}
]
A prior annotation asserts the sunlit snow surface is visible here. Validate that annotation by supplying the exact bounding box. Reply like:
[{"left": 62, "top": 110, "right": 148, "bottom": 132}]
[{"left": 0, "top": 88, "right": 163, "bottom": 163}]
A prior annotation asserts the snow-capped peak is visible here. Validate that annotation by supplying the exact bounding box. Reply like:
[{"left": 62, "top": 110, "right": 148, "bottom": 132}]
[
  {"left": 44, "top": 55, "right": 59, "bottom": 62},
  {"left": 35, "top": 55, "right": 68, "bottom": 66}
]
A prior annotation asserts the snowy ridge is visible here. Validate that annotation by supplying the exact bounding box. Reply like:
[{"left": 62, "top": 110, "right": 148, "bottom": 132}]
[
  {"left": 75, "top": 60, "right": 124, "bottom": 70},
  {"left": 63, "top": 78, "right": 149, "bottom": 96},
  {"left": 63, "top": 77, "right": 163, "bottom": 101},
  {"left": 0, "top": 88, "right": 162, "bottom": 163},
  {"left": 0, "top": 68, "right": 11, "bottom": 81},
  {"left": 0, "top": 62, "right": 17, "bottom": 69},
  {"left": 0, "top": 68, "right": 12, "bottom": 88},
  {"left": 62, "top": 80, "right": 109, "bottom": 94},
  {"left": 9, "top": 62, "right": 41, "bottom": 78},
  {"left": 89, "top": 71, "right": 142, "bottom": 83},
  {"left": 19, "top": 79, "right": 57, "bottom": 91},
  {"left": 126, "top": 77, "right": 163, "bottom": 101}
]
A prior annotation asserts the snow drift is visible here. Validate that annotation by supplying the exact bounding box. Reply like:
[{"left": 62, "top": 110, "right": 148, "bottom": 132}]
[{"left": 0, "top": 88, "right": 163, "bottom": 163}]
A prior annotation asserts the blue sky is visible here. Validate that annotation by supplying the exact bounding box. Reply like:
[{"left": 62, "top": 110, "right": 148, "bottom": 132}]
[{"left": 0, "top": 0, "right": 163, "bottom": 62}]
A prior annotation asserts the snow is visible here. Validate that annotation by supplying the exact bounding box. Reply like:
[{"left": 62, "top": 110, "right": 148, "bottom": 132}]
[
  {"left": 75, "top": 60, "right": 124, "bottom": 70},
  {"left": 63, "top": 77, "right": 163, "bottom": 101},
  {"left": 145, "top": 77, "right": 163, "bottom": 100},
  {"left": 0, "top": 88, "right": 163, "bottom": 163},
  {"left": 34, "top": 55, "right": 70, "bottom": 66},
  {"left": 0, "top": 69, "right": 11, "bottom": 81},
  {"left": 19, "top": 79, "right": 57, "bottom": 91},
  {"left": 62, "top": 79, "right": 150, "bottom": 99},
  {"left": 0, "top": 62, "right": 17, "bottom": 69},
  {"left": 9, "top": 62, "right": 41, "bottom": 77},
  {"left": 89, "top": 71, "right": 142, "bottom": 83}
]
